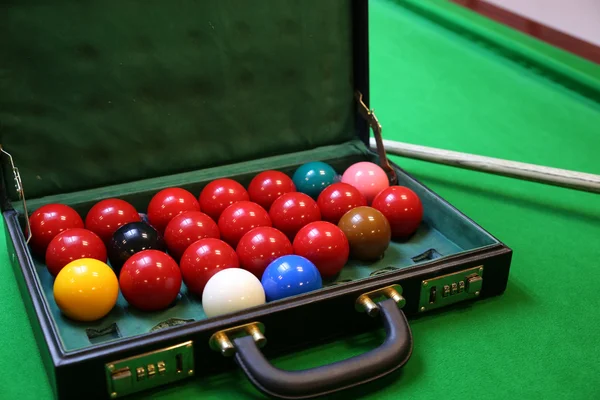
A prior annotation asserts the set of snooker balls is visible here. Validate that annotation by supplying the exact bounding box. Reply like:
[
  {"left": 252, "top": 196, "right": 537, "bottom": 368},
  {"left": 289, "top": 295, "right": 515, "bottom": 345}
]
[{"left": 29, "top": 161, "right": 423, "bottom": 323}]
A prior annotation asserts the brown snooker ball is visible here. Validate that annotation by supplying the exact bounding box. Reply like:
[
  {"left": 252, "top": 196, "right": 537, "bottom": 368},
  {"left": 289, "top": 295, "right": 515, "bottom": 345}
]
[{"left": 337, "top": 206, "right": 391, "bottom": 261}]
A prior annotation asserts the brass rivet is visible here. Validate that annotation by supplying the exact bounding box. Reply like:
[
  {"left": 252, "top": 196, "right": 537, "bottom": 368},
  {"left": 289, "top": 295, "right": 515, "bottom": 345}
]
[
  {"left": 384, "top": 288, "right": 406, "bottom": 308},
  {"left": 475, "top": 291, "right": 480, "bottom": 296},
  {"left": 107, "top": 364, "right": 115, "bottom": 371},
  {"left": 358, "top": 295, "right": 380, "bottom": 317},
  {"left": 213, "top": 332, "right": 235, "bottom": 357},
  {"left": 479, "top": 267, "right": 483, "bottom": 273},
  {"left": 110, "top": 392, "right": 118, "bottom": 399},
  {"left": 423, "top": 281, "right": 428, "bottom": 287},
  {"left": 188, "top": 370, "right": 194, "bottom": 376},
  {"left": 247, "top": 325, "right": 266, "bottom": 348},
  {"left": 420, "top": 306, "right": 426, "bottom": 312}
]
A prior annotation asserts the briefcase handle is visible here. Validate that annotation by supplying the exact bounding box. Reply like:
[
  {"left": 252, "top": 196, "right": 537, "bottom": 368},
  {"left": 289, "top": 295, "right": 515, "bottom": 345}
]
[{"left": 219, "top": 297, "right": 413, "bottom": 399}]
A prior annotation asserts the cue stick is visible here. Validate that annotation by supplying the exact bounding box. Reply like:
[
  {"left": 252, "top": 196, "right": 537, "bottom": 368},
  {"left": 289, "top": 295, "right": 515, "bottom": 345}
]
[{"left": 369, "top": 137, "right": 600, "bottom": 194}]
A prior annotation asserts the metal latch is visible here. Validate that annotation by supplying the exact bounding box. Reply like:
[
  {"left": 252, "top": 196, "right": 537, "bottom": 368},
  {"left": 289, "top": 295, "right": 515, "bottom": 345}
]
[
  {"left": 419, "top": 266, "right": 484, "bottom": 312},
  {"left": 105, "top": 341, "right": 194, "bottom": 398}
]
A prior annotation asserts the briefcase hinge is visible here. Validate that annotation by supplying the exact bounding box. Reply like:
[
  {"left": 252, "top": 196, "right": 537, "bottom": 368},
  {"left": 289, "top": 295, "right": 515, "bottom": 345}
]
[
  {"left": 0, "top": 145, "right": 31, "bottom": 243},
  {"left": 354, "top": 92, "right": 398, "bottom": 185}
]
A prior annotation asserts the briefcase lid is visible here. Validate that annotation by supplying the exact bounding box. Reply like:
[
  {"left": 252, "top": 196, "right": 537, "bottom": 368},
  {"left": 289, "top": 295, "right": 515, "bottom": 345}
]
[{"left": 1, "top": 0, "right": 370, "bottom": 201}]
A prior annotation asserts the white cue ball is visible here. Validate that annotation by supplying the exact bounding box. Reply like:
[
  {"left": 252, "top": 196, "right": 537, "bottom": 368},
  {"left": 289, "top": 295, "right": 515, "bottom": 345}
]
[{"left": 202, "top": 268, "right": 266, "bottom": 318}]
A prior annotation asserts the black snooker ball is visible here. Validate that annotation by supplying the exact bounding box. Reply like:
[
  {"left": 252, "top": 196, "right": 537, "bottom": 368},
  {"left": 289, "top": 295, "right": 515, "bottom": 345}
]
[
  {"left": 138, "top": 212, "right": 150, "bottom": 225},
  {"left": 107, "top": 221, "right": 167, "bottom": 274}
]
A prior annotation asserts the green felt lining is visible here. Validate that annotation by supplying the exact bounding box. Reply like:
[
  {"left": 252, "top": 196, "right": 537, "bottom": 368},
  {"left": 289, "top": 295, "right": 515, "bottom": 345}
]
[
  {"left": 15, "top": 140, "right": 498, "bottom": 251},
  {"left": 1, "top": 0, "right": 357, "bottom": 200},
  {"left": 37, "top": 224, "right": 466, "bottom": 352},
  {"left": 20, "top": 140, "right": 497, "bottom": 352}
]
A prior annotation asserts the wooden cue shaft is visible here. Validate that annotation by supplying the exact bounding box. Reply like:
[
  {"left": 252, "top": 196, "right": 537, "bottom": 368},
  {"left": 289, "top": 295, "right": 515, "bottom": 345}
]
[{"left": 369, "top": 138, "right": 600, "bottom": 194}]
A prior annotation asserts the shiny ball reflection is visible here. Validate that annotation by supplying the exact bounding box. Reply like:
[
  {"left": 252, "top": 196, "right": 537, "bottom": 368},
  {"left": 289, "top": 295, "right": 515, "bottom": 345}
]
[
  {"left": 261, "top": 255, "right": 322, "bottom": 302},
  {"left": 202, "top": 268, "right": 266, "bottom": 318},
  {"left": 337, "top": 206, "right": 391, "bottom": 261}
]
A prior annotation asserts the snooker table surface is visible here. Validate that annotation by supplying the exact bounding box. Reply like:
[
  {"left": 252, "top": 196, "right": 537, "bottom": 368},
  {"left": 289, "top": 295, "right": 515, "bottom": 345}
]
[{"left": 2, "top": 0, "right": 599, "bottom": 399}]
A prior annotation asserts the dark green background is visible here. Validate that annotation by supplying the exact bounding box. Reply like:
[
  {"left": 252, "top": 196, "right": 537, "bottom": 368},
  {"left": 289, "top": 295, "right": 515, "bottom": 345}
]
[{"left": 2, "top": 0, "right": 599, "bottom": 399}]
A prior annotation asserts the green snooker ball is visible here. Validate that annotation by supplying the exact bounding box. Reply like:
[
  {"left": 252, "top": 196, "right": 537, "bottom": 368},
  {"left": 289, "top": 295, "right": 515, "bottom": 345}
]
[{"left": 292, "top": 161, "right": 339, "bottom": 198}]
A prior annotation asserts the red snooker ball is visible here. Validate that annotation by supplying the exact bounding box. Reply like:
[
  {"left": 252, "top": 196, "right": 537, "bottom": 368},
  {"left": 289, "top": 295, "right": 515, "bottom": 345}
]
[
  {"left": 179, "top": 238, "right": 239, "bottom": 296},
  {"left": 236, "top": 227, "right": 293, "bottom": 278},
  {"left": 293, "top": 221, "right": 349, "bottom": 278},
  {"left": 29, "top": 204, "right": 84, "bottom": 256},
  {"left": 218, "top": 201, "right": 272, "bottom": 247},
  {"left": 45, "top": 228, "right": 107, "bottom": 277},
  {"left": 119, "top": 250, "right": 182, "bottom": 311},
  {"left": 316, "top": 182, "right": 367, "bottom": 224},
  {"left": 147, "top": 188, "right": 200, "bottom": 233},
  {"left": 371, "top": 186, "right": 423, "bottom": 239},
  {"left": 247, "top": 170, "right": 296, "bottom": 211},
  {"left": 164, "top": 211, "right": 220, "bottom": 261},
  {"left": 269, "top": 192, "right": 321, "bottom": 240},
  {"left": 85, "top": 198, "right": 141, "bottom": 244},
  {"left": 199, "top": 178, "right": 249, "bottom": 221}
]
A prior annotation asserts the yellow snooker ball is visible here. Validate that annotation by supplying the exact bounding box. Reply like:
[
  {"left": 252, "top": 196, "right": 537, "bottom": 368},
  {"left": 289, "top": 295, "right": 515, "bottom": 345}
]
[{"left": 53, "top": 258, "right": 119, "bottom": 322}]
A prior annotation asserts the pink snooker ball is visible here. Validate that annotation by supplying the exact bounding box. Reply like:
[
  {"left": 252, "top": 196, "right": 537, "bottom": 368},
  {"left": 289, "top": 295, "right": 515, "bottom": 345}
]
[{"left": 341, "top": 162, "right": 390, "bottom": 204}]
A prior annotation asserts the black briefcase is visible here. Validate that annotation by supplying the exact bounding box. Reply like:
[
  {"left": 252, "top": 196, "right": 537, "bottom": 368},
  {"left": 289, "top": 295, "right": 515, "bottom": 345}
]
[{"left": 1, "top": 1, "right": 512, "bottom": 399}]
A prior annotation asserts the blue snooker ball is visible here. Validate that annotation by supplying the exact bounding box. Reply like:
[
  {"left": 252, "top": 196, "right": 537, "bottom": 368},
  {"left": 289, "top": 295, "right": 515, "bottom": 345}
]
[
  {"left": 261, "top": 255, "right": 323, "bottom": 301},
  {"left": 292, "top": 161, "right": 339, "bottom": 199}
]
